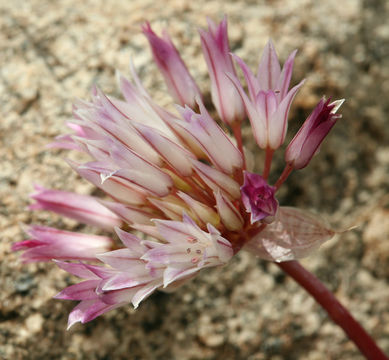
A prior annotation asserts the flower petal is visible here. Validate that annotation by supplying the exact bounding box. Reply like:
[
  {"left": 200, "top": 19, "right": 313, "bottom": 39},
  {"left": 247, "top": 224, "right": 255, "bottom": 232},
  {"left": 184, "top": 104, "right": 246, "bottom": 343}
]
[
  {"left": 14, "top": 226, "right": 113, "bottom": 263},
  {"left": 67, "top": 299, "right": 120, "bottom": 329},
  {"left": 54, "top": 280, "right": 100, "bottom": 301},
  {"left": 132, "top": 280, "right": 162, "bottom": 308},
  {"left": 71, "top": 161, "right": 148, "bottom": 205},
  {"left": 199, "top": 16, "right": 245, "bottom": 124},
  {"left": 191, "top": 159, "right": 241, "bottom": 200},
  {"left": 214, "top": 190, "right": 244, "bottom": 231},
  {"left": 268, "top": 80, "right": 305, "bottom": 149},
  {"left": 134, "top": 122, "right": 195, "bottom": 176},
  {"left": 142, "top": 22, "right": 201, "bottom": 107},
  {"left": 256, "top": 39, "right": 281, "bottom": 91},
  {"left": 99, "top": 200, "right": 153, "bottom": 225},
  {"left": 29, "top": 186, "right": 121, "bottom": 230}
]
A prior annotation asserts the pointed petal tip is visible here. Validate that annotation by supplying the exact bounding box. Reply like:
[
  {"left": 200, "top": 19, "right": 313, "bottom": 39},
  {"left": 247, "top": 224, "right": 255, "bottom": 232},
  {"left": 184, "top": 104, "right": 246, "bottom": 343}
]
[
  {"left": 330, "top": 99, "right": 345, "bottom": 113},
  {"left": 66, "top": 313, "right": 81, "bottom": 330},
  {"left": 141, "top": 21, "right": 152, "bottom": 33},
  {"left": 132, "top": 302, "right": 139, "bottom": 310},
  {"left": 53, "top": 291, "right": 65, "bottom": 300}
]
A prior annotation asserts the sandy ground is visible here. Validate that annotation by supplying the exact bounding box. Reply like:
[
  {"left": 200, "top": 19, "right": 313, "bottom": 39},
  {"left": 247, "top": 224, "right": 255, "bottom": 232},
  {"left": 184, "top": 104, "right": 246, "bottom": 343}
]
[{"left": 1, "top": 0, "right": 388, "bottom": 359}]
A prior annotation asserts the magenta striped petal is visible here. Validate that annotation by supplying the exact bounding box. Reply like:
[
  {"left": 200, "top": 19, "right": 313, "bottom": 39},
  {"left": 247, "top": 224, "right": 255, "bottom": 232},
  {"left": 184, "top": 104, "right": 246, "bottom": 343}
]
[
  {"left": 99, "top": 272, "right": 154, "bottom": 291},
  {"left": 117, "top": 75, "right": 174, "bottom": 137},
  {"left": 132, "top": 280, "right": 162, "bottom": 308},
  {"left": 134, "top": 122, "right": 195, "bottom": 176},
  {"left": 285, "top": 98, "right": 343, "bottom": 169},
  {"left": 15, "top": 226, "right": 113, "bottom": 263},
  {"left": 54, "top": 280, "right": 100, "bottom": 301},
  {"left": 191, "top": 159, "right": 241, "bottom": 199},
  {"left": 99, "top": 287, "right": 140, "bottom": 305},
  {"left": 100, "top": 200, "right": 153, "bottom": 225},
  {"left": 67, "top": 299, "right": 120, "bottom": 329},
  {"left": 177, "top": 192, "right": 220, "bottom": 227},
  {"left": 276, "top": 50, "right": 297, "bottom": 100},
  {"left": 142, "top": 22, "right": 201, "bottom": 107},
  {"left": 268, "top": 80, "right": 305, "bottom": 149},
  {"left": 199, "top": 16, "right": 245, "bottom": 125},
  {"left": 29, "top": 186, "right": 121, "bottom": 230},
  {"left": 214, "top": 190, "right": 244, "bottom": 231},
  {"left": 115, "top": 228, "right": 148, "bottom": 255},
  {"left": 72, "top": 161, "right": 148, "bottom": 205},
  {"left": 225, "top": 72, "right": 267, "bottom": 148},
  {"left": 54, "top": 261, "right": 101, "bottom": 279},
  {"left": 256, "top": 40, "right": 281, "bottom": 91},
  {"left": 231, "top": 53, "right": 260, "bottom": 102},
  {"left": 97, "top": 249, "right": 146, "bottom": 271},
  {"left": 163, "top": 265, "right": 200, "bottom": 288},
  {"left": 179, "top": 101, "right": 243, "bottom": 174}
]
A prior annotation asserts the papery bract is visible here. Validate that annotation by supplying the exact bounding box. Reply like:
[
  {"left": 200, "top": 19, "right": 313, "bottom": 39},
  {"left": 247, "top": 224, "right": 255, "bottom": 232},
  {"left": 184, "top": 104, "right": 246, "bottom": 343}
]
[{"left": 244, "top": 207, "right": 336, "bottom": 262}]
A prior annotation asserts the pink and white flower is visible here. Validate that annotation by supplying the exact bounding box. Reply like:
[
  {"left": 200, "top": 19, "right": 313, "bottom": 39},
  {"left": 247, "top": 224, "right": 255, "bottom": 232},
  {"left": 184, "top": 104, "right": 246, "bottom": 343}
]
[
  {"left": 12, "top": 226, "right": 113, "bottom": 263},
  {"left": 29, "top": 185, "right": 122, "bottom": 229},
  {"left": 142, "top": 22, "right": 202, "bottom": 108},
  {"left": 13, "top": 17, "right": 343, "bottom": 328},
  {"left": 285, "top": 98, "right": 343, "bottom": 169},
  {"left": 228, "top": 40, "right": 304, "bottom": 150},
  {"left": 199, "top": 16, "right": 245, "bottom": 125}
]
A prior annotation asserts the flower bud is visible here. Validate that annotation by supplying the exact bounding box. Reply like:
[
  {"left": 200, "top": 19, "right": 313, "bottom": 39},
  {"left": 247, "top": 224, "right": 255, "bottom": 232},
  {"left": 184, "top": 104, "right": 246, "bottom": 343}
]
[
  {"left": 240, "top": 171, "right": 278, "bottom": 224},
  {"left": 143, "top": 22, "right": 201, "bottom": 107},
  {"left": 199, "top": 16, "right": 245, "bottom": 125},
  {"left": 285, "top": 98, "right": 343, "bottom": 169}
]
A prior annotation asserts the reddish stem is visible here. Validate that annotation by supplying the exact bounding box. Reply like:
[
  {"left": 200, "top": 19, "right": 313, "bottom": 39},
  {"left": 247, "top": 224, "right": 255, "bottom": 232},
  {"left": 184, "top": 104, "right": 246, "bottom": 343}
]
[
  {"left": 263, "top": 147, "right": 274, "bottom": 180},
  {"left": 274, "top": 163, "right": 293, "bottom": 190},
  {"left": 277, "top": 261, "right": 388, "bottom": 360}
]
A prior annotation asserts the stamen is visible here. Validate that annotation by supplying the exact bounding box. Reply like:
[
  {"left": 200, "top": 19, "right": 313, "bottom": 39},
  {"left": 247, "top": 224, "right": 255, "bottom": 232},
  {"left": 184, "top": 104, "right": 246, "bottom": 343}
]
[
  {"left": 187, "top": 236, "right": 198, "bottom": 244},
  {"left": 191, "top": 257, "right": 199, "bottom": 264}
]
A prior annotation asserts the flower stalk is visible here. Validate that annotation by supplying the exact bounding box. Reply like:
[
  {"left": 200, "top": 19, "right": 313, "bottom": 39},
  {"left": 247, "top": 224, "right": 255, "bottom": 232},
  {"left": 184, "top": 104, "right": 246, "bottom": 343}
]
[
  {"left": 262, "top": 147, "right": 274, "bottom": 180},
  {"left": 274, "top": 162, "right": 294, "bottom": 190},
  {"left": 277, "top": 261, "right": 388, "bottom": 360}
]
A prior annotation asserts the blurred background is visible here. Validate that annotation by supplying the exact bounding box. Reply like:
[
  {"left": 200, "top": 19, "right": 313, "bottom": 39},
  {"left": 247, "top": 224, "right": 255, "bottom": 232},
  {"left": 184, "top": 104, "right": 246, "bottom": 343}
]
[{"left": 1, "top": 0, "right": 388, "bottom": 359}]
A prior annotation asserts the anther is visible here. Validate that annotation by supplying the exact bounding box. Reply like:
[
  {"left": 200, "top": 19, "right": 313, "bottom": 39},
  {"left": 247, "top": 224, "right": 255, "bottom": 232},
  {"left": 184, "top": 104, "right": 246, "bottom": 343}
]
[
  {"left": 187, "top": 236, "right": 198, "bottom": 244},
  {"left": 191, "top": 257, "right": 199, "bottom": 264}
]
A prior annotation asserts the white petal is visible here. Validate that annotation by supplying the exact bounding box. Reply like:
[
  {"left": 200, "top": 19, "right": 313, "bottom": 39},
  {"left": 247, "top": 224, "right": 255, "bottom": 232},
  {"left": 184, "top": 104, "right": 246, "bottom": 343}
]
[
  {"left": 214, "top": 190, "right": 244, "bottom": 231},
  {"left": 191, "top": 159, "right": 241, "bottom": 199},
  {"left": 134, "top": 123, "right": 195, "bottom": 176}
]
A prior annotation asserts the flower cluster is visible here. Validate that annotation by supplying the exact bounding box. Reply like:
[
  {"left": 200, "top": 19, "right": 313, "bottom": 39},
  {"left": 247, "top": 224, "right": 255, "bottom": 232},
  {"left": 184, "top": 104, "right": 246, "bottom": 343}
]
[{"left": 13, "top": 16, "right": 342, "bottom": 328}]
